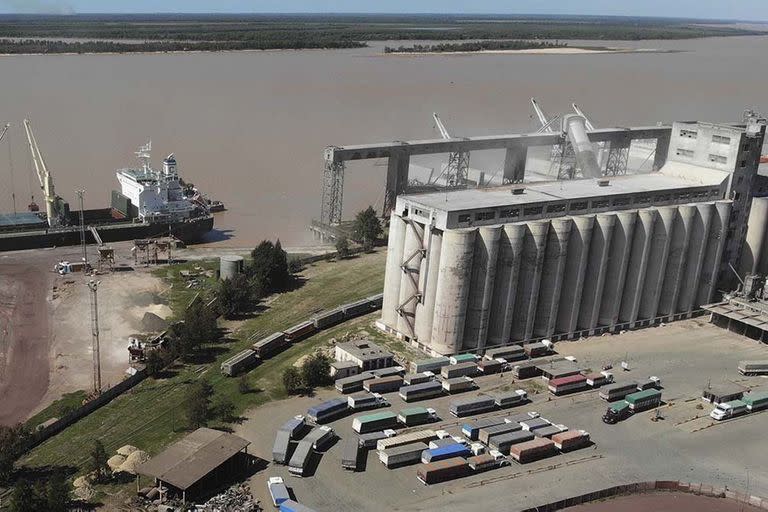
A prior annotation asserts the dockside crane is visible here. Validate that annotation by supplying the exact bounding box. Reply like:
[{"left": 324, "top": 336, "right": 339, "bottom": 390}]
[
  {"left": 23, "top": 119, "right": 61, "bottom": 226},
  {"left": 432, "top": 113, "right": 469, "bottom": 187}
]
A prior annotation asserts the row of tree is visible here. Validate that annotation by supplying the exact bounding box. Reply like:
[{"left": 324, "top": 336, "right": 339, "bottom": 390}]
[{"left": 385, "top": 40, "right": 568, "bottom": 54}]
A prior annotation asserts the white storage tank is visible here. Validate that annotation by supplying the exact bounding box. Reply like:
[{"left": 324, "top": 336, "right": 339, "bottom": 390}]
[{"left": 220, "top": 255, "right": 244, "bottom": 281}]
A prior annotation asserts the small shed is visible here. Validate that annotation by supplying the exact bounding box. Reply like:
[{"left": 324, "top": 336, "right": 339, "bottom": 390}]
[
  {"left": 136, "top": 428, "right": 251, "bottom": 502},
  {"left": 702, "top": 384, "right": 746, "bottom": 404}
]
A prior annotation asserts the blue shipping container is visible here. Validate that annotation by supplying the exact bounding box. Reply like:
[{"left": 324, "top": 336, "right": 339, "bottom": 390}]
[
  {"left": 280, "top": 500, "right": 318, "bottom": 512},
  {"left": 421, "top": 443, "right": 472, "bottom": 463},
  {"left": 307, "top": 398, "right": 348, "bottom": 422}
]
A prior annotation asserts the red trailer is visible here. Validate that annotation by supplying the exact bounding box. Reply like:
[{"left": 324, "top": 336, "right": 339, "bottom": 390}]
[
  {"left": 547, "top": 374, "right": 588, "bottom": 395},
  {"left": 509, "top": 438, "right": 556, "bottom": 464},
  {"left": 552, "top": 430, "right": 590, "bottom": 452},
  {"left": 416, "top": 458, "right": 470, "bottom": 485}
]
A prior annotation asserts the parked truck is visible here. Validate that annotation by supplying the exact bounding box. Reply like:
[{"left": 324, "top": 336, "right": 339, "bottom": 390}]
[
  {"left": 738, "top": 361, "right": 768, "bottom": 376},
  {"left": 547, "top": 374, "right": 588, "bottom": 395},
  {"left": 585, "top": 371, "right": 614, "bottom": 387},
  {"left": 421, "top": 443, "right": 472, "bottom": 464},
  {"left": 461, "top": 417, "right": 507, "bottom": 440},
  {"left": 403, "top": 371, "right": 434, "bottom": 385},
  {"left": 341, "top": 436, "right": 361, "bottom": 471},
  {"left": 489, "top": 430, "right": 535, "bottom": 455},
  {"left": 279, "top": 500, "right": 317, "bottom": 512},
  {"left": 477, "top": 358, "right": 503, "bottom": 375},
  {"left": 272, "top": 416, "right": 306, "bottom": 464},
  {"left": 268, "top": 476, "right": 290, "bottom": 506},
  {"left": 352, "top": 411, "right": 398, "bottom": 434},
  {"left": 417, "top": 459, "right": 470, "bottom": 485},
  {"left": 494, "top": 389, "right": 528, "bottom": 408},
  {"left": 625, "top": 388, "right": 662, "bottom": 412},
  {"left": 509, "top": 438, "right": 556, "bottom": 464},
  {"left": 399, "top": 381, "right": 444, "bottom": 402},
  {"left": 363, "top": 375, "right": 403, "bottom": 394},
  {"left": 478, "top": 422, "right": 522, "bottom": 445},
  {"left": 742, "top": 391, "right": 768, "bottom": 412},
  {"left": 449, "top": 395, "right": 496, "bottom": 417},
  {"left": 335, "top": 372, "right": 375, "bottom": 394},
  {"left": 359, "top": 429, "right": 396, "bottom": 449},
  {"left": 467, "top": 451, "right": 508, "bottom": 472},
  {"left": 397, "top": 407, "right": 437, "bottom": 426},
  {"left": 441, "top": 362, "right": 479, "bottom": 379},
  {"left": 552, "top": 430, "right": 590, "bottom": 452},
  {"left": 376, "top": 429, "right": 437, "bottom": 451},
  {"left": 379, "top": 442, "right": 429, "bottom": 468},
  {"left": 307, "top": 398, "right": 348, "bottom": 424},
  {"left": 484, "top": 345, "right": 526, "bottom": 362},
  {"left": 410, "top": 356, "right": 450, "bottom": 374},
  {"left": 442, "top": 376, "right": 475, "bottom": 393},
  {"left": 710, "top": 399, "right": 748, "bottom": 421},
  {"left": 347, "top": 392, "right": 387, "bottom": 411},
  {"left": 599, "top": 381, "right": 639, "bottom": 401}
]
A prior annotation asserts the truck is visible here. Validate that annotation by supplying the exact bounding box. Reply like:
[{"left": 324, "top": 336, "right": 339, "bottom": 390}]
[
  {"left": 636, "top": 376, "right": 662, "bottom": 390},
  {"left": 421, "top": 443, "right": 472, "bottom": 464},
  {"left": 738, "top": 360, "right": 768, "bottom": 376},
  {"left": 376, "top": 429, "right": 437, "bottom": 451},
  {"left": 478, "top": 422, "right": 522, "bottom": 445},
  {"left": 417, "top": 459, "right": 470, "bottom": 485},
  {"left": 625, "top": 388, "right": 662, "bottom": 412},
  {"left": 410, "top": 356, "right": 451, "bottom": 374},
  {"left": 279, "top": 500, "right": 317, "bottom": 512},
  {"left": 710, "top": 399, "right": 749, "bottom": 420},
  {"left": 272, "top": 416, "right": 306, "bottom": 464},
  {"left": 523, "top": 341, "right": 550, "bottom": 358},
  {"left": 599, "top": 381, "right": 639, "bottom": 401},
  {"left": 359, "top": 429, "right": 396, "bottom": 449},
  {"left": 220, "top": 349, "right": 258, "bottom": 377},
  {"left": 335, "top": 372, "right": 375, "bottom": 394},
  {"left": 341, "top": 436, "right": 361, "bottom": 471},
  {"left": 429, "top": 437, "right": 464, "bottom": 449},
  {"left": 478, "top": 358, "right": 503, "bottom": 375},
  {"left": 512, "top": 361, "right": 542, "bottom": 379},
  {"left": 403, "top": 372, "right": 434, "bottom": 385},
  {"left": 268, "top": 476, "right": 290, "bottom": 506},
  {"left": 306, "top": 398, "right": 348, "bottom": 424},
  {"left": 540, "top": 362, "right": 582, "bottom": 382},
  {"left": 461, "top": 417, "right": 507, "bottom": 440},
  {"left": 585, "top": 371, "right": 614, "bottom": 387},
  {"left": 449, "top": 395, "right": 496, "bottom": 417},
  {"left": 379, "top": 442, "right": 429, "bottom": 468},
  {"left": 533, "top": 424, "right": 568, "bottom": 439},
  {"left": 352, "top": 411, "right": 398, "bottom": 434},
  {"left": 602, "top": 400, "right": 631, "bottom": 424},
  {"left": 509, "top": 438, "right": 556, "bottom": 464},
  {"left": 547, "top": 374, "right": 588, "bottom": 395},
  {"left": 488, "top": 430, "right": 535, "bottom": 455},
  {"left": 467, "top": 451, "right": 507, "bottom": 472},
  {"left": 484, "top": 345, "right": 526, "bottom": 362},
  {"left": 742, "top": 391, "right": 768, "bottom": 412},
  {"left": 442, "top": 376, "right": 475, "bottom": 394},
  {"left": 399, "top": 381, "right": 444, "bottom": 402},
  {"left": 520, "top": 417, "right": 551, "bottom": 431},
  {"left": 287, "top": 426, "right": 335, "bottom": 476},
  {"left": 347, "top": 392, "right": 387, "bottom": 411},
  {"left": 397, "top": 407, "right": 437, "bottom": 426},
  {"left": 441, "top": 362, "right": 480, "bottom": 379},
  {"left": 363, "top": 375, "right": 403, "bottom": 394},
  {"left": 494, "top": 389, "right": 528, "bottom": 408},
  {"left": 252, "top": 332, "right": 288, "bottom": 359},
  {"left": 552, "top": 430, "right": 590, "bottom": 452},
  {"left": 450, "top": 353, "right": 479, "bottom": 365},
  {"left": 369, "top": 366, "right": 405, "bottom": 378}
]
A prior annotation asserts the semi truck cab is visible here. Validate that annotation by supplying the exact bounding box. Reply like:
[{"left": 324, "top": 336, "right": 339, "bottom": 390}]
[
  {"left": 602, "top": 401, "right": 631, "bottom": 424},
  {"left": 710, "top": 400, "right": 748, "bottom": 421}
]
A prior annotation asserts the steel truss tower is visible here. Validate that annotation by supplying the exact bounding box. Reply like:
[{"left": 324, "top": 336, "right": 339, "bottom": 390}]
[{"left": 320, "top": 147, "right": 344, "bottom": 226}]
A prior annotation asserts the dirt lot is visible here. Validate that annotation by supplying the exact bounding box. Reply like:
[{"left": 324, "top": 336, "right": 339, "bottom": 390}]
[
  {"left": 565, "top": 492, "right": 763, "bottom": 511},
  {"left": 234, "top": 318, "right": 768, "bottom": 512},
  {"left": 0, "top": 243, "right": 171, "bottom": 426}
]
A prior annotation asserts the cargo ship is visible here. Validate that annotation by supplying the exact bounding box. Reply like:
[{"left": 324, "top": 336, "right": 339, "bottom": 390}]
[{"left": 0, "top": 122, "right": 213, "bottom": 252}]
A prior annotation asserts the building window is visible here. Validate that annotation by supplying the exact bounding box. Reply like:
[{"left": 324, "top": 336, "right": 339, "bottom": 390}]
[
  {"left": 546, "top": 203, "right": 566, "bottom": 213},
  {"left": 680, "top": 129, "right": 698, "bottom": 139},
  {"left": 676, "top": 148, "right": 694, "bottom": 158},
  {"left": 569, "top": 201, "right": 588, "bottom": 211},
  {"left": 524, "top": 206, "right": 543, "bottom": 216},
  {"left": 458, "top": 214, "right": 471, "bottom": 223},
  {"left": 591, "top": 200, "right": 609, "bottom": 209},
  {"left": 475, "top": 211, "right": 496, "bottom": 221},
  {"left": 712, "top": 134, "right": 731, "bottom": 144},
  {"left": 708, "top": 154, "right": 727, "bottom": 164},
  {"left": 500, "top": 207, "right": 519, "bottom": 218}
]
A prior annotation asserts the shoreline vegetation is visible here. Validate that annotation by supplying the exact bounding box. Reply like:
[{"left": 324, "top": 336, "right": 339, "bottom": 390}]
[
  {"left": 0, "top": 14, "right": 763, "bottom": 55},
  {"left": 384, "top": 40, "right": 569, "bottom": 53}
]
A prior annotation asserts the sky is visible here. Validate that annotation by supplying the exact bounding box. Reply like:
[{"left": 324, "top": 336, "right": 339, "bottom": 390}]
[{"left": 0, "top": 0, "right": 767, "bottom": 21}]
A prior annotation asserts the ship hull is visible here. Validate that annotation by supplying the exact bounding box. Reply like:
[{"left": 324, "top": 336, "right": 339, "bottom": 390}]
[{"left": 0, "top": 216, "right": 214, "bottom": 252}]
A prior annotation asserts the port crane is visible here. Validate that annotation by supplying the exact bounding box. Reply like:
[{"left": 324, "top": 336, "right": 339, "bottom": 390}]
[
  {"left": 431, "top": 112, "right": 469, "bottom": 187},
  {"left": 23, "top": 119, "right": 61, "bottom": 226}
]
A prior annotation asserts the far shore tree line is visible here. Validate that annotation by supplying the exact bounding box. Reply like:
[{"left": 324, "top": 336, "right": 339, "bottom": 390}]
[{"left": 385, "top": 39, "right": 567, "bottom": 54}]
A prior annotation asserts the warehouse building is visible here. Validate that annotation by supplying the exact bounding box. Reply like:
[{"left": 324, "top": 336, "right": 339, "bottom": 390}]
[
  {"left": 334, "top": 339, "right": 395, "bottom": 370},
  {"left": 377, "top": 119, "right": 767, "bottom": 355}
]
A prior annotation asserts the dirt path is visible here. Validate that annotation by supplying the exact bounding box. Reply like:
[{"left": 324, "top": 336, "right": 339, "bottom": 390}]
[{"left": 0, "top": 264, "right": 50, "bottom": 426}]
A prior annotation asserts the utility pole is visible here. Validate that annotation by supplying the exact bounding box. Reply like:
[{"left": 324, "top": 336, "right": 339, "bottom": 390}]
[
  {"left": 77, "top": 189, "right": 89, "bottom": 271},
  {"left": 88, "top": 279, "right": 102, "bottom": 395}
]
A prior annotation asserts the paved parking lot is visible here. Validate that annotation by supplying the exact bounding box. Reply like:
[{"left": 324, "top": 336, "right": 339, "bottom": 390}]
[{"left": 235, "top": 317, "right": 768, "bottom": 511}]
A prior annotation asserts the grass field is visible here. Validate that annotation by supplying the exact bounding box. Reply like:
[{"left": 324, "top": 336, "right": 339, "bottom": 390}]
[{"left": 20, "top": 249, "right": 386, "bottom": 474}]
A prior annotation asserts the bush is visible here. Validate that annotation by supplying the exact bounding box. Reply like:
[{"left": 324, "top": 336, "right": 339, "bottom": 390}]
[
  {"left": 217, "top": 273, "right": 258, "bottom": 319},
  {"left": 301, "top": 352, "right": 332, "bottom": 388},
  {"left": 238, "top": 374, "right": 251, "bottom": 394},
  {"left": 352, "top": 206, "right": 382, "bottom": 251},
  {"left": 0, "top": 424, "right": 29, "bottom": 483},
  {"left": 89, "top": 440, "right": 110, "bottom": 483},
  {"left": 186, "top": 379, "right": 214, "bottom": 429},
  {"left": 282, "top": 367, "right": 304, "bottom": 395},
  {"left": 335, "top": 236, "right": 351, "bottom": 259}
]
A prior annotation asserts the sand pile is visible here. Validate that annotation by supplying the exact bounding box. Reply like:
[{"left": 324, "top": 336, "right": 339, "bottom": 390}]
[
  {"left": 107, "top": 454, "right": 126, "bottom": 471},
  {"left": 118, "top": 449, "right": 149, "bottom": 474}
]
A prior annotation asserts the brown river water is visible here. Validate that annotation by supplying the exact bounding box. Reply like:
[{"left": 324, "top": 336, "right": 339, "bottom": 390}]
[{"left": 0, "top": 36, "right": 766, "bottom": 247}]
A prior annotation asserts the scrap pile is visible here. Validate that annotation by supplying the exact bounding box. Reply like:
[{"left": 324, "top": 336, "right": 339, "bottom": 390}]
[{"left": 197, "top": 484, "right": 259, "bottom": 512}]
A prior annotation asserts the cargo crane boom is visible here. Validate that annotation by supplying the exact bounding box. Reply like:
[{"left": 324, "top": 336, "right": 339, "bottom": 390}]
[
  {"left": 431, "top": 113, "right": 469, "bottom": 187},
  {"left": 23, "top": 119, "right": 59, "bottom": 226},
  {"left": 531, "top": 98, "right": 555, "bottom": 133}
]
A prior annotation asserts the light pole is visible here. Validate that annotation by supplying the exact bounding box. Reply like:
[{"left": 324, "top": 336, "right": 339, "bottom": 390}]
[{"left": 88, "top": 279, "right": 102, "bottom": 394}]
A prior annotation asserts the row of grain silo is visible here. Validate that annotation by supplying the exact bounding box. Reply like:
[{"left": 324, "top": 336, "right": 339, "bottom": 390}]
[{"left": 380, "top": 200, "right": 732, "bottom": 355}]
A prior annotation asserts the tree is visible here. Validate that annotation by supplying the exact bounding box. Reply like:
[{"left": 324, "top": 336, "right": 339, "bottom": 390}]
[
  {"left": 217, "top": 273, "right": 256, "bottom": 319},
  {"left": 145, "top": 349, "right": 169, "bottom": 376},
  {"left": 335, "top": 236, "right": 351, "bottom": 259},
  {"left": 186, "top": 379, "right": 214, "bottom": 429},
  {"left": 282, "top": 367, "right": 304, "bottom": 395},
  {"left": 249, "top": 239, "right": 291, "bottom": 293},
  {"left": 301, "top": 352, "right": 332, "bottom": 388},
  {"left": 8, "top": 479, "right": 38, "bottom": 512},
  {"left": 170, "top": 299, "right": 218, "bottom": 360},
  {"left": 0, "top": 424, "right": 29, "bottom": 483},
  {"left": 89, "top": 440, "right": 110, "bottom": 483},
  {"left": 352, "top": 206, "right": 382, "bottom": 251},
  {"left": 214, "top": 397, "right": 236, "bottom": 422},
  {"left": 44, "top": 472, "right": 70, "bottom": 512},
  {"left": 238, "top": 374, "right": 251, "bottom": 394}
]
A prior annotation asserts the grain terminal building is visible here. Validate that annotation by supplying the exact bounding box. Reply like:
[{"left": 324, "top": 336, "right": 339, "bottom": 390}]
[{"left": 377, "top": 120, "right": 767, "bottom": 355}]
